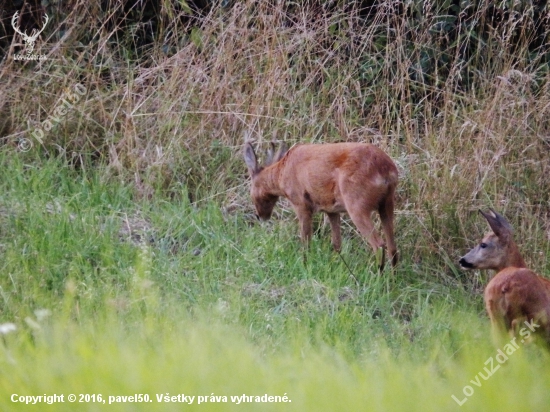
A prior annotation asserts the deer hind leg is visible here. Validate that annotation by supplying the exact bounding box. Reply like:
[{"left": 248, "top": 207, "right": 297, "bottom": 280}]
[
  {"left": 326, "top": 212, "right": 341, "bottom": 252},
  {"left": 378, "top": 186, "right": 398, "bottom": 267},
  {"left": 346, "top": 204, "right": 386, "bottom": 270}
]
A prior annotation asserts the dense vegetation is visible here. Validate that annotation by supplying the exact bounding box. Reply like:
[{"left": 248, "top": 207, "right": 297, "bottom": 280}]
[{"left": 0, "top": 1, "right": 549, "bottom": 411}]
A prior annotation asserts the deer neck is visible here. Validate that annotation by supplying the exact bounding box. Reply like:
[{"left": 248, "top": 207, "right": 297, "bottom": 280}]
[
  {"left": 500, "top": 241, "right": 527, "bottom": 271},
  {"left": 257, "top": 164, "right": 284, "bottom": 197}
]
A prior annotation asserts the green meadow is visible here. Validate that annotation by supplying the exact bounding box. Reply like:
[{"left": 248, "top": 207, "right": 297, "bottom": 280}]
[
  {"left": 1, "top": 1, "right": 549, "bottom": 411},
  {"left": 0, "top": 153, "right": 549, "bottom": 411}
]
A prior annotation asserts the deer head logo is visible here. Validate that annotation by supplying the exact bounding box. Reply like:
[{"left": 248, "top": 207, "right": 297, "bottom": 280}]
[{"left": 11, "top": 11, "right": 49, "bottom": 56}]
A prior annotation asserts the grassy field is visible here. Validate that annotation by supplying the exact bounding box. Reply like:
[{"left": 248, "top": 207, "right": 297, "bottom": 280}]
[
  {"left": 1, "top": 1, "right": 550, "bottom": 410},
  {"left": 0, "top": 153, "right": 549, "bottom": 411}
]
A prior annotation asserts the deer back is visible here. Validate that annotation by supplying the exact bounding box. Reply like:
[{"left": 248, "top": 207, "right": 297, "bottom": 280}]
[{"left": 273, "top": 143, "right": 398, "bottom": 214}]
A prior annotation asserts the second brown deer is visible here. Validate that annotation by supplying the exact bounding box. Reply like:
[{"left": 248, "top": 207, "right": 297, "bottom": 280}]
[
  {"left": 459, "top": 209, "right": 550, "bottom": 347},
  {"left": 244, "top": 140, "right": 399, "bottom": 270}
]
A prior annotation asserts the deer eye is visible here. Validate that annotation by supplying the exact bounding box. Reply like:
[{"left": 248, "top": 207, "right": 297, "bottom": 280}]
[{"left": 480, "top": 242, "right": 487, "bottom": 249}]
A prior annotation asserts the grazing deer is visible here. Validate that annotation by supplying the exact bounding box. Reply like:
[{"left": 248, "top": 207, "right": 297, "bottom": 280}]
[
  {"left": 243, "top": 140, "right": 399, "bottom": 270},
  {"left": 459, "top": 209, "right": 550, "bottom": 347}
]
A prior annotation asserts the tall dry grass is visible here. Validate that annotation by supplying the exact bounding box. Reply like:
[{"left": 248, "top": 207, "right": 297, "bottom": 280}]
[{"left": 1, "top": 0, "right": 549, "bottom": 274}]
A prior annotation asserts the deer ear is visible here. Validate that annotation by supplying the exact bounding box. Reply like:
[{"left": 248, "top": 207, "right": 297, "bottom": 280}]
[
  {"left": 489, "top": 208, "right": 514, "bottom": 234},
  {"left": 265, "top": 142, "right": 288, "bottom": 166},
  {"left": 265, "top": 142, "right": 276, "bottom": 166},
  {"left": 274, "top": 142, "right": 288, "bottom": 163},
  {"left": 479, "top": 209, "right": 513, "bottom": 238},
  {"left": 243, "top": 142, "right": 260, "bottom": 176}
]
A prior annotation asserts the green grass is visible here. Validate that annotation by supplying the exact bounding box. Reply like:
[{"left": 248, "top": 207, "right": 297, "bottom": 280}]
[
  {"left": 1, "top": 153, "right": 549, "bottom": 411},
  {"left": 1, "top": 1, "right": 550, "bottom": 410}
]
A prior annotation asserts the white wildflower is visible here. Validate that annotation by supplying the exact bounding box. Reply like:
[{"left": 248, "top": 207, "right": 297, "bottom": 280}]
[
  {"left": 34, "top": 309, "right": 52, "bottom": 321},
  {"left": 0, "top": 323, "right": 17, "bottom": 335}
]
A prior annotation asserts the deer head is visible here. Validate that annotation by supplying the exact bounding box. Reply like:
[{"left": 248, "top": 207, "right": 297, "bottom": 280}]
[{"left": 459, "top": 209, "right": 526, "bottom": 271}]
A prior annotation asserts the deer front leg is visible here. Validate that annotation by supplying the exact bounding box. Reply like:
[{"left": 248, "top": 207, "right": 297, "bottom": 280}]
[
  {"left": 485, "top": 299, "right": 510, "bottom": 346},
  {"left": 295, "top": 207, "right": 313, "bottom": 247},
  {"left": 326, "top": 212, "right": 341, "bottom": 252}
]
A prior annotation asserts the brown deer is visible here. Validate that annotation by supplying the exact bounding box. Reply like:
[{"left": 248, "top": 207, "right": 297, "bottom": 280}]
[
  {"left": 459, "top": 209, "right": 550, "bottom": 347},
  {"left": 243, "top": 140, "right": 399, "bottom": 270}
]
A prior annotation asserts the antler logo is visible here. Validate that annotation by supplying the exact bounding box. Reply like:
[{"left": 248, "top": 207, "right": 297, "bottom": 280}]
[{"left": 11, "top": 11, "right": 49, "bottom": 58}]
